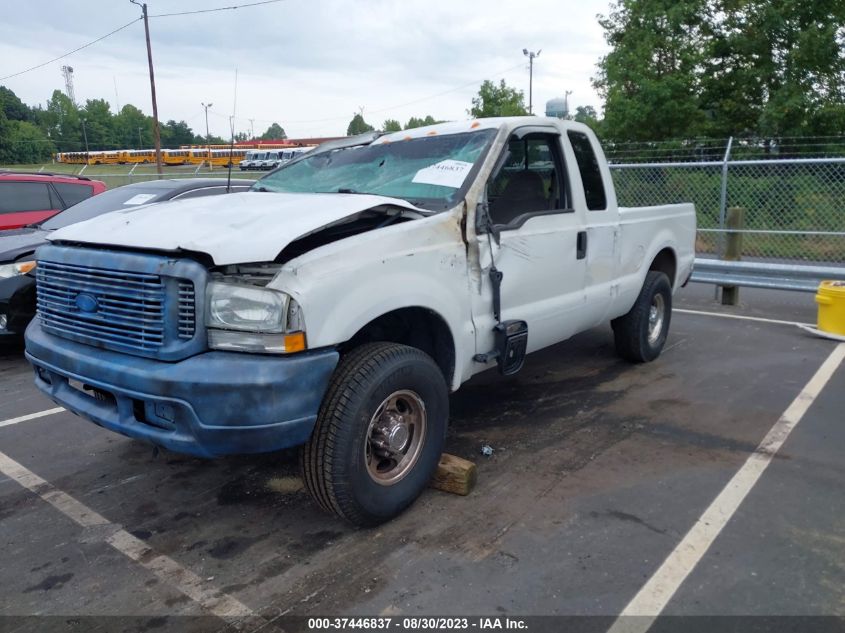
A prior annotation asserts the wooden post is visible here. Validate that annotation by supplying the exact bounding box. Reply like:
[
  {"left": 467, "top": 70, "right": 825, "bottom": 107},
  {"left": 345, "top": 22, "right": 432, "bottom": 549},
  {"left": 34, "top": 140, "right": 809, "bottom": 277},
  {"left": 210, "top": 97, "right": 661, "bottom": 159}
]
[
  {"left": 721, "top": 206, "right": 745, "bottom": 306},
  {"left": 430, "top": 453, "right": 477, "bottom": 496}
]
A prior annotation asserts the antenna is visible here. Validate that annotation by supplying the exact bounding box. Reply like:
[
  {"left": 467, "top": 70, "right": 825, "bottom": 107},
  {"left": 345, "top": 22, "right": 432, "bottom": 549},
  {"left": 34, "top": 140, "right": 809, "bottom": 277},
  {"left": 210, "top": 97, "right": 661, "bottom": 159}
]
[
  {"left": 113, "top": 76, "right": 121, "bottom": 111},
  {"left": 227, "top": 68, "right": 238, "bottom": 192},
  {"left": 61, "top": 65, "right": 76, "bottom": 106}
]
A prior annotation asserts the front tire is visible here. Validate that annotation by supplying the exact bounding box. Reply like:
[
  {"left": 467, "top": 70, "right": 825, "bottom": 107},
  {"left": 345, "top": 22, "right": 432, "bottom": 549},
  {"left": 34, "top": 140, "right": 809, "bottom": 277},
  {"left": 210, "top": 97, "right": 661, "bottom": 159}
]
[
  {"left": 612, "top": 271, "right": 672, "bottom": 363},
  {"left": 301, "top": 342, "right": 448, "bottom": 526}
]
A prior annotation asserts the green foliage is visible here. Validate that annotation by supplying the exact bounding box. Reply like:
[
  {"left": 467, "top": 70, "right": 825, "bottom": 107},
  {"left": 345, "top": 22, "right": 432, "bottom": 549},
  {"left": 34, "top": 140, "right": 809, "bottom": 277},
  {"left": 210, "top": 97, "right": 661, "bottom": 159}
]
[
  {"left": 113, "top": 104, "right": 152, "bottom": 149},
  {"left": 405, "top": 115, "right": 439, "bottom": 129},
  {"left": 0, "top": 86, "right": 32, "bottom": 122},
  {"left": 469, "top": 79, "right": 528, "bottom": 118},
  {"left": 260, "top": 122, "right": 286, "bottom": 140},
  {"left": 573, "top": 106, "right": 602, "bottom": 132},
  {"left": 347, "top": 113, "right": 375, "bottom": 136},
  {"left": 41, "top": 89, "right": 83, "bottom": 151},
  {"left": 594, "top": 0, "right": 708, "bottom": 141},
  {"left": 382, "top": 119, "right": 402, "bottom": 132},
  {"left": 160, "top": 120, "right": 196, "bottom": 147},
  {"left": 81, "top": 99, "right": 116, "bottom": 150},
  {"left": 595, "top": 0, "right": 845, "bottom": 142}
]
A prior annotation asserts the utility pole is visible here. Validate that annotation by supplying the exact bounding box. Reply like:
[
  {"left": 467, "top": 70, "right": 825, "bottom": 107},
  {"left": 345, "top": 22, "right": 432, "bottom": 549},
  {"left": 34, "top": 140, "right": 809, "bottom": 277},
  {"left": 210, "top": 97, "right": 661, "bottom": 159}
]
[
  {"left": 130, "top": 1, "right": 163, "bottom": 175},
  {"left": 249, "top": 118, "right": 254, "bottom": 140},
  {"left": 564, "top": 90, "right": 573, "bottom": 119},
  {"left": 522, "top": 48, "right": 541, "bottom": 115},
  {"left": 138, "top": 126, "right": 143, "bottom": 148}
]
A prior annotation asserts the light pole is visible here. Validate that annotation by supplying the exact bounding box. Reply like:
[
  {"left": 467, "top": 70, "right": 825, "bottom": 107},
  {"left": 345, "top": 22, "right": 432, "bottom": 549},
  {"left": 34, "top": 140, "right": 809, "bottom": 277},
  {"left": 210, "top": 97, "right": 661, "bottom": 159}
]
[
  {"left": 523, "top": 48, "right": 541, "bottom": 114},
  {"left": 201, "top": 102, "right": 213, "bottom": 146},
  {"left": 81, "top": 119, "right": 89, "bottom": 156},
  {"left": 564, "top": 90, "right": 573, "bottom": 119}
]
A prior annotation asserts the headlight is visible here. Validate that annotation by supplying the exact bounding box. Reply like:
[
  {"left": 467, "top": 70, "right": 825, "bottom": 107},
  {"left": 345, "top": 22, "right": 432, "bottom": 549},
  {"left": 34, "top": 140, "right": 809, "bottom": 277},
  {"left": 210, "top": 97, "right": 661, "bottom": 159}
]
[
  {"left": 206, "top": 281, "right": 306, "bottom": 353},
  {"left": 0, "top": 261, "right": 36, "bottom": 279},
  {"left": 207, "top": 282, "right": 287, "bottom": 332}
]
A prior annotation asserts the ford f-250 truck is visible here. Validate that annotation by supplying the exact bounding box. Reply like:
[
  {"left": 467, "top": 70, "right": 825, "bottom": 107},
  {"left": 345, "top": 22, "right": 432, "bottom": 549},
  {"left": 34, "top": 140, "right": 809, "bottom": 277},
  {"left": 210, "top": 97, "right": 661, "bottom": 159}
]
[{"left": 25, "top": 117, "right": 696, "bottom": 526}]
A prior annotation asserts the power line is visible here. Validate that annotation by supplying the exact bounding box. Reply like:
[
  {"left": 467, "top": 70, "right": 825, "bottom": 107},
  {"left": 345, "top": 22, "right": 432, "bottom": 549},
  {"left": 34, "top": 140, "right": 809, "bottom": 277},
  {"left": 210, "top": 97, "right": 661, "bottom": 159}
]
[
  {"left": 208, "top": 62, "right": 527, "bottom": 127},
  {"left": 148, "top": 0, "right": 289, "bottom": 18},
  {"left": 0, "top": 18, "right": 141, "bottom": 82}
]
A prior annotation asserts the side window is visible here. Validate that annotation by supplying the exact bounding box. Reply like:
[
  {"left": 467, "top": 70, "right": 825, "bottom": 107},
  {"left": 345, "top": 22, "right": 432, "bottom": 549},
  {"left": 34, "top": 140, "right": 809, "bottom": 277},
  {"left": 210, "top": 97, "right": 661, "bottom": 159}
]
[
  {"left": 54, "top": 183, "right": 94, "bottom": 208},
  {"left": 567, "top": 131, "right": 607, "bottom": 211},
  {"left": 487, "top": 133, "right": 569, "bottom": 227},
  {"left": 0, "top": 182, "right": 53, "bottom": 214}
]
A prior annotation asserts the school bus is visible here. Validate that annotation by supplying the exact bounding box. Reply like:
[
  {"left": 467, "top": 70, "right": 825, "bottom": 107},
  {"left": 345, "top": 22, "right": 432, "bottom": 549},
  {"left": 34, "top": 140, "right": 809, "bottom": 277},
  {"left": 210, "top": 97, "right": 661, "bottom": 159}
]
[{"left": 163, "top": 149, "right": 190, "bottom": 165}]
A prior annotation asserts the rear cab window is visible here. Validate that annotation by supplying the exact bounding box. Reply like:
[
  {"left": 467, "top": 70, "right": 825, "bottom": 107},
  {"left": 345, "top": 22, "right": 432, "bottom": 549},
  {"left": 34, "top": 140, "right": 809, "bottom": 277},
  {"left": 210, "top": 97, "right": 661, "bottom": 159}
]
[{"left": 567, "top": 131, "right": 607, "bottom": 211}]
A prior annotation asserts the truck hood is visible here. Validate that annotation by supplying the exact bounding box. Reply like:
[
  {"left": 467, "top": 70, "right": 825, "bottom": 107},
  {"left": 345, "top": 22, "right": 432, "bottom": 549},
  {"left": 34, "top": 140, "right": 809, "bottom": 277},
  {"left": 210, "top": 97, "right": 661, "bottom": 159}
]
[{"left": 48, "top": 191, "right": 423, "bottom": 265}]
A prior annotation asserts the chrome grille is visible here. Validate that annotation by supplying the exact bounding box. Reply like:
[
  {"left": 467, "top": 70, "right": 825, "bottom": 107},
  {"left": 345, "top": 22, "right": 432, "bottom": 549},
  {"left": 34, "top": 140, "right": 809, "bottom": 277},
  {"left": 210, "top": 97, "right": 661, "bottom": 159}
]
[
  {"left": 177, "top": 281, "right": 196, "bottom": 340},
  {"left": 37, "top": 261, "right": 167, "bottom": 354}
]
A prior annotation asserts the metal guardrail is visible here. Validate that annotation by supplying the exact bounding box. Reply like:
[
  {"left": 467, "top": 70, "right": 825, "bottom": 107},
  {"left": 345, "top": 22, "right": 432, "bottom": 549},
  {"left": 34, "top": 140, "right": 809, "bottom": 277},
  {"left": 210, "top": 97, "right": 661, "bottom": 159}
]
[{"left": 690, "top": 259, "right": 845, "bottom": 293}]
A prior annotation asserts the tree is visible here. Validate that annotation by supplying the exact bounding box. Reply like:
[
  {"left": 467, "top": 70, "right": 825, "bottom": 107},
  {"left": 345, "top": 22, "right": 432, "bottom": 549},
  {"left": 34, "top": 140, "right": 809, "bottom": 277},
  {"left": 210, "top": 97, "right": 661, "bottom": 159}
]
[
  {"left": 347, "top": 113, "right": 374, "bottom": 136},
  {"left": 469, "top": 79, "right": 528, "bottom": 118},
  {"left": 260, "top": 122, "right": 286, "bottom": 140},
  {"left": 573, "top": 105, "right": 602, "bottom": 131},
  {"left": 114, "top": 104, "right": 152, "bottom": 149},
  {"left": 81, "top": 99, "right": 116, "bottom": 149},
  {"left": 41, "top": 90, "right": 83, "bottom": 151},
  {"left": 593, "top": 0, "right": 708, "bottom": 142},
  {"left": 405, "top": 115, "right": 439, "bottom": 129},
  {"left": 382, "top": 118, "right": 402, "bottom": 132},
  {"left": 0, "top": 86, "right": 32, "bottom": 122},
  {"left": 701, "top": 0, "right": 845, "bottom": 139},
  {"left": 160, "top": 120, "right": 196, "bottom": 147}
]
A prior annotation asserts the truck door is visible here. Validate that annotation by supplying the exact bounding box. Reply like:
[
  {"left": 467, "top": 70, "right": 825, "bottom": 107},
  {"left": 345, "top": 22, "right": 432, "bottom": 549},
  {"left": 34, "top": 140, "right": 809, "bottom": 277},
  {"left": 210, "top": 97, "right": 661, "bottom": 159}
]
[
  {"left": 471, "top": 128, "right": 588, "bottom": 355},
  {"left": 566, "top": 130, "right": 618, "bottom": 327}
]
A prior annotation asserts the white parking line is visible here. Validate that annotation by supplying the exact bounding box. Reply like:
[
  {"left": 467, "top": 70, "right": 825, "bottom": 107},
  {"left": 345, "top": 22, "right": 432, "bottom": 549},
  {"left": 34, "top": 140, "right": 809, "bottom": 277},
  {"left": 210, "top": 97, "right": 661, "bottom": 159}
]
[
  {"left": 675, "top": 307, "right": 813, "bottom": 327},
  {"left": 607, "top": 342, "right": 845, "bottom": 633},
  {"left": 0, "top": 407, "right": 65, "bottom": 428},
  {"left": 0, "top": 450, "right": 254, "bottom": 622}
]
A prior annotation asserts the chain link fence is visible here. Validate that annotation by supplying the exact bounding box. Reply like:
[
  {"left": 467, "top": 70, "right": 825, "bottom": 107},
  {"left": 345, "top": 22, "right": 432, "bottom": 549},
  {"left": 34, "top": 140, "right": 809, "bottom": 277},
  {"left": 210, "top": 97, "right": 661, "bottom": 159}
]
[{"left": 610, "top": 157, "right": 845, "bottom": 266}]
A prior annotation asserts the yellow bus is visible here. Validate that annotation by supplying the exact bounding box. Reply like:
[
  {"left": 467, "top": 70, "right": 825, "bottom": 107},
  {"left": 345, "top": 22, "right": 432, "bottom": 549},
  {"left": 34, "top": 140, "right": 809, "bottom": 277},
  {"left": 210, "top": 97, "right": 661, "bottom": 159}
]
[
  {"left": 126, "top": 150, "right": 157, "bottom": 164},
  {"left": 87, "top": 151, "right": 121, "bottom": 165},
  {"left": 163, "top": 149, "right": 190, "bottom": 165}
]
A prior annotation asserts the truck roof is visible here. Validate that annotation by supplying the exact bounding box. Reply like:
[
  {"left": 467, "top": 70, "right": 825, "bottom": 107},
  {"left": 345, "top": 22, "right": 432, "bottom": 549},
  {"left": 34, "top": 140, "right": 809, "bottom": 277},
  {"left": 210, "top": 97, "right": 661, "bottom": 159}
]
[{"left": 375, "top": 116, "right": 593, "bottom": 144}]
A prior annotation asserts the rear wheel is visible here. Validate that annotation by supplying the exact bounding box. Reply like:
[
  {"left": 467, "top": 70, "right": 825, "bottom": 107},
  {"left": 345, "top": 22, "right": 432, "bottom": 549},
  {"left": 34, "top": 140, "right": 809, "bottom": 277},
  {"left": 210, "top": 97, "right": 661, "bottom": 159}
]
[
  {"left": 300, "top": 342, "right": 448, "bottom": 526},
  {"left": 612, "top": 271, "right": 672, "bottom": 363}
]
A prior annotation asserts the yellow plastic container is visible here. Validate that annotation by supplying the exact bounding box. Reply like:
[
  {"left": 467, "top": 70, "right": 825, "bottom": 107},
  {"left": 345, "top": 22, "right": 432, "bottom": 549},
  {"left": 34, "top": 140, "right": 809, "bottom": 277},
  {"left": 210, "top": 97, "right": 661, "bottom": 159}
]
[{"left": 815, "top": 281, "right": 845, "bottom": 336}]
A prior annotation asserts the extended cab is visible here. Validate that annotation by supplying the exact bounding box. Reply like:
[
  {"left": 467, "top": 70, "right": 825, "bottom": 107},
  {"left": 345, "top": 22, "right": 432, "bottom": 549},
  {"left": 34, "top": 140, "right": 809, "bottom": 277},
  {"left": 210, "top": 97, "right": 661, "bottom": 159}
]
[{"left": 25, "top": 118, "right": 695, "bottom": 526}]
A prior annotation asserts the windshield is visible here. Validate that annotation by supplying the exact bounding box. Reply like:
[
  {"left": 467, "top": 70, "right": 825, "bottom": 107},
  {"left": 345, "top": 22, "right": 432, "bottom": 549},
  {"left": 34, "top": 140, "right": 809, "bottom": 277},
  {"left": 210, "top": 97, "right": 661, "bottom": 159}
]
[
  {"left": 41, "top": 186, "right": 162, "bottom": 229},
  {"left": 254, "top": 129, "right": 496, "bottom": 210}
]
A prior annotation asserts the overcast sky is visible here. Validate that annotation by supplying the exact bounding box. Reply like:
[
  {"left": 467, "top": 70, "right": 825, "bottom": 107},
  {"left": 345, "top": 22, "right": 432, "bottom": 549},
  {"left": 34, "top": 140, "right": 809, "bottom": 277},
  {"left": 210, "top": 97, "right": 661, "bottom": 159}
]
[{"left": 0, "top": 0, "right": 612, "bottom": 139}]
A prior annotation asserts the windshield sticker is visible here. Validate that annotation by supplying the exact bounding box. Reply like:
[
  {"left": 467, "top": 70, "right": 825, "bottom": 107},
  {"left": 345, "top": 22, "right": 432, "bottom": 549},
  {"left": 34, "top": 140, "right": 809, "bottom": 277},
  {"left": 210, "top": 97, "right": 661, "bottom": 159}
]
[
  {"left": 122, "top": 194, "right": 157, "bottom": 206},
  {"left": 411, "top": 160, "right": 474, "bottom": 188}
]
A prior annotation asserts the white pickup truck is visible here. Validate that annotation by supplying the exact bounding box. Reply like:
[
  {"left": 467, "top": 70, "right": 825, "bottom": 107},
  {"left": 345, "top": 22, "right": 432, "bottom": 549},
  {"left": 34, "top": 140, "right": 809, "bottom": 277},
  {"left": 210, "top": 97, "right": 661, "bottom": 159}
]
[{"left": 26, "top": 117, "right": 695, "bottom": 526}]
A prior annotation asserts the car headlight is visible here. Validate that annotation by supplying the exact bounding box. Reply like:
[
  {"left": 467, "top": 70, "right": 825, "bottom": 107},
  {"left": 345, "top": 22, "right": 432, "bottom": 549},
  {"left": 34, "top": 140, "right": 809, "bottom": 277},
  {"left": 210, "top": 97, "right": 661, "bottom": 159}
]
[
  {"left": 0, "top": 261, "right": 36, "bottom": 279},
  {"left": 206, "top": 281, "right": 306, "bottom": 353}
]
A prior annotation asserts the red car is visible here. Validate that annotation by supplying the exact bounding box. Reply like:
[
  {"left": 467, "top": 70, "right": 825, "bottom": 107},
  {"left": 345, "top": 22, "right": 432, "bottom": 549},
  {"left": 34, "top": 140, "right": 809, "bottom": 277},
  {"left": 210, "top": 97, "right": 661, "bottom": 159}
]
[{"left": 0, "top": 172, "right": 107, "bottom": 230}]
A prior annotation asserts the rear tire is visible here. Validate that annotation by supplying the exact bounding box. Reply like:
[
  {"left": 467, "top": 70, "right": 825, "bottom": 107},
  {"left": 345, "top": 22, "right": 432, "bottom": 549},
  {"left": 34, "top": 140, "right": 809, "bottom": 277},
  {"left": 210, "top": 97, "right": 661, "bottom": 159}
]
[
  {"left": 300, "top": 342, "right": 448, "bottom": 526},
  {"left": 612, "top": 271, "right": 672, "bottom": 363}
]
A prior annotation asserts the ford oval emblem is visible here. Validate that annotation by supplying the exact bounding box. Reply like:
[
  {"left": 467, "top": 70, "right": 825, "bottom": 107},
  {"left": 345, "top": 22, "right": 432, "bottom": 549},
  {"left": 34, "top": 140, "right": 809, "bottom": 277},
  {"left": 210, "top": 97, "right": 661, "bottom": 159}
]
[{"left": 74, "top": 293, "right": 99, "bottom": 313}]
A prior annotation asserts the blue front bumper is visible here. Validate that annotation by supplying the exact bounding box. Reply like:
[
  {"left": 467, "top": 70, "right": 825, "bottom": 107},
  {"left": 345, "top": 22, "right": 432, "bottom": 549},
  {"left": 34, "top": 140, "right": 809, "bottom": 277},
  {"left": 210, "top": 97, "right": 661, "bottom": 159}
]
[{"left": 25, "top": 321, "right": 339, "bottom": 457}]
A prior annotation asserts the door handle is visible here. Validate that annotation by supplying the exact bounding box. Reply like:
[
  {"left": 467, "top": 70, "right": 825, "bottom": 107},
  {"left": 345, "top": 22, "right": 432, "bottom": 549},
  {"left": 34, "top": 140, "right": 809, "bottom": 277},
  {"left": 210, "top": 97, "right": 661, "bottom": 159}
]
[{"left": 576, "top": 231, "right": 587, "bottom": 260}]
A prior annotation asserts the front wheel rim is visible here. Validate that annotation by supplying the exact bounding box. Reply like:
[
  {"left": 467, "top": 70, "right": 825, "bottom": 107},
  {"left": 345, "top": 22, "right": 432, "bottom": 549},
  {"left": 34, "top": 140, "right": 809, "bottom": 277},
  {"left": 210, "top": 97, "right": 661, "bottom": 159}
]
[
  {"left": 365, "top": 389, "right": 427, "bottom": 486},
  {"left": 647, "top": 293, "right": 666, "bottom": 345}
]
